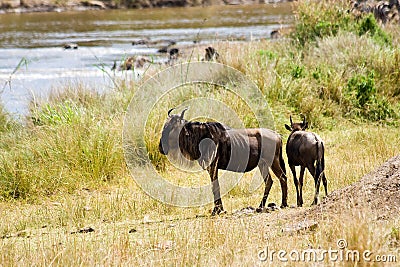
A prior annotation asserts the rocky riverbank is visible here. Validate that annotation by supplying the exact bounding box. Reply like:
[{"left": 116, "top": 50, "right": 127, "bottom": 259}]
[{"left": 0, "top": 0, "right": 292, "bottom": 13}]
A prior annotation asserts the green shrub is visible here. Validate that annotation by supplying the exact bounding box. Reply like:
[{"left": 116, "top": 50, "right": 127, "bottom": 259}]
[
  {"left": 345, "top": 72, "right": 397, "bottom": 121},
  {"left": 347, "top": 72, "right": 376, "bottom": 107},
  {"left": 291, "top": 0, "right": 352, "bottom": 46},
  {"left": 357, "top": 14, "right": 391, "bottom": 46}
]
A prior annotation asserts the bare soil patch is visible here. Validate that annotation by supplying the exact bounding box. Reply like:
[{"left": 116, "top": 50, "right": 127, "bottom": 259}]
[{"left": 304, "top": 155, "right": 400, "bottom": 221}]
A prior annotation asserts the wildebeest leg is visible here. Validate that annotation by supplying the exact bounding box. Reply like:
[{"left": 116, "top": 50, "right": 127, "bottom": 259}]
[
  {"left": 299, "top": 166, "right": 305, "bottom": 207},
  {"left": 257, "top": 171, "right": 273, "bottom": 212},
  {"left": 290, "top": 165, "right": 301, "bottom": 207},
  {"left": 271, "top": 159, "right": 288, "bottom": 208},
  {"left": 307, "top": 163, "right": 319, "bottom": 205},
  {"left": 322, "top": 173, "right": 328, "bottom": 196},
  {"left": 208, "top": 161, "right": 223, "bottom": 216}
]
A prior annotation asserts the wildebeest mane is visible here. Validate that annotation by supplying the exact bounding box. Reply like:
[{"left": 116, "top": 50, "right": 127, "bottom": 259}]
[{"left": 179, "top": 121, "right": 229, "bottom": 164}]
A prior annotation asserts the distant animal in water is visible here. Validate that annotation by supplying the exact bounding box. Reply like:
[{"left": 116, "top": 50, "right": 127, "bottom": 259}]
[
  {"left": 63, "top": 43, "right": 78, "bottom": 49},
  {"left": 270, "top": 29, "right": 281, "bottom": 39},
  {"left": 116, "top": 56, "right": 151, "bottom": 71},
  {"left": 157, "top": 46, "right": 169, "bottom": 53},
  {"left": 203, "top": 47, "right": 220, "bottom": 62},
  {"left": 132, "top": 38, "right": 150, "bottom": 45},
  {"left": 159, "top": 108, "right": 288, "bottom": 215},
  {"left": 285, "top": 115, "right": 328, "bottom": 207},
  {"left": 160, "top": 48, "right": 180, "bottom": 65},
  {"left": 169, "top": 48, "right": 179, "bottom": 60}
]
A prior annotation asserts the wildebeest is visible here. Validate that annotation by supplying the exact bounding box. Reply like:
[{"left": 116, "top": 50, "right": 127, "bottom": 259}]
[
  {"left": 167, "top": 48, "right": 180, "bottom": 65},
  {"left": 270, "top": 29, "right": 281, "bottom": 39},
  {"left": 159, "top": 108, "right": 288, "bottom": 215},
  {"left": 116, "top": 56, "right": 150, "bottom": 71},
  {"left": 203, "top": 47, "right": 220, "bottom": 62},
  {"left": 285, "top": 116, "right": 327, "bottom": 207},
  {"left": 350, "top": 0, "right": 400, "bottom": 24}
]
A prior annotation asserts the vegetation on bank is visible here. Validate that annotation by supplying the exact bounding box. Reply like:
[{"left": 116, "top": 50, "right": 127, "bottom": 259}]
[{"left": 0, "top": 0, "right": 399, "bottom": 265}]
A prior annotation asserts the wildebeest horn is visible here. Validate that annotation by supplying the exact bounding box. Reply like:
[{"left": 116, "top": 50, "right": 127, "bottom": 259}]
[
  {"left": 301, "top": 114, "right": 306, "bottom": 124},
  {"left": 167, "top": 108, "right": 175, "bottom": 117},
  {"left": 290, "top": 115, "right": 293, "bottom": 126},
  {"left": 180, "top": 107, "right": 188, "bottom": 120}
]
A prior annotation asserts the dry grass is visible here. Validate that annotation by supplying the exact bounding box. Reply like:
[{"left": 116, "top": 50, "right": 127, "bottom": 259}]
[{"left": 0, "top": 122, "right": 399, "bottom": 265}]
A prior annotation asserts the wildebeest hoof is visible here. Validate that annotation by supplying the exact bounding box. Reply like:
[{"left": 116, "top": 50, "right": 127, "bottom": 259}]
[
  {"left": 267, "top": 202, "right": 280, "bottom": 211},
  {"left": 211, "top": 206, "right": 225, "bottom": 216},
  {"left": 256, "top": 207, "right": 267, "bottom": 213},
  {"left": 280, "top": 203, "right": 288, "bottom": 209}
]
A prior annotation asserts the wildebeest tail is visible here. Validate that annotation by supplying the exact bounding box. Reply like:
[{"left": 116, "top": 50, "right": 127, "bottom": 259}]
[
  {"left": 315, "top": 140, "right": 324, "bottom": 181},
  {"left": 279, "top": 140, "right": 286, "bottom": 175},
  {"left": 321, "top": 142, "right": 325, "bottom": 172}
]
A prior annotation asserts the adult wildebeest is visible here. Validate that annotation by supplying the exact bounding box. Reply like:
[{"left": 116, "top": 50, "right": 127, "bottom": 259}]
[
  {"left": 159, "top": 108, "right": 288, "bottom": 215},
  {"left": 285, "top": 116, "right": 327, "bottom": 207}
]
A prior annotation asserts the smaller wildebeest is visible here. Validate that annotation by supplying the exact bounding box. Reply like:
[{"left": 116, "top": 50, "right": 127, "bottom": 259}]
[
  {"left": 159, "top": 108, "right": 288, "bottom": 215},
  {"left": 285, "top": 116, "right": 327, "bottom": 206}
]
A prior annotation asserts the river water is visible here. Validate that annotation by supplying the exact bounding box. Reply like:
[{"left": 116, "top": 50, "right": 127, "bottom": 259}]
[{"left": 0, "top": 3, "right": 293, "bottom": 115}]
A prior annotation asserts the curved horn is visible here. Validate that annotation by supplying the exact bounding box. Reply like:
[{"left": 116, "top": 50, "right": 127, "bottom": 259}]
[
  {"left": 180, "top": 107, "right": 188, "bottom": 120},
  {"left": 301, "top": 114, "right": 307, "bottom": 124},
  {"left": 290, "top": 115, "right": 293, "bottom": 125},
  {"left": 167, "top": 108, "right": 175, "bottom": 117}
]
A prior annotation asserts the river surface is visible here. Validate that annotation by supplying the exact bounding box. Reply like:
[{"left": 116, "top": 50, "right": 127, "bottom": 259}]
[{"left": 0, "top": 3, "right": 293, "bottom": 115}]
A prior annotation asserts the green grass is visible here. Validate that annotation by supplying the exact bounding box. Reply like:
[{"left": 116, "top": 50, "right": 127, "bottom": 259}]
[{"left": 0, "top": 0, "right": 399, "bottom": 265}]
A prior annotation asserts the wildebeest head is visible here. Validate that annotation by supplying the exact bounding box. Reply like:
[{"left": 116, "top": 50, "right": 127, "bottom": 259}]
[
  {"left": 285, "top": 115, "right": 308, "bottom": 132},
  {"left": 159, "top": 108, "right": 188, "bottom": 155}
]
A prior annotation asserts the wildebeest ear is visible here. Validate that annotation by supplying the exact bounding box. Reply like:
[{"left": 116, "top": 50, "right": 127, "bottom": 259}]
[
  {"left": 302, "top": 122, "right": 308, "bottom": 130},
  {"left": 285, "top": 124, "right": 292, "bottom": 131}
]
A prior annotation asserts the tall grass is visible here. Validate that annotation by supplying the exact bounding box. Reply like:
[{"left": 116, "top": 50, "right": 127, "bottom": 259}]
[{"left": 0, "top": 83, "right": 134, "bottom": 201}]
